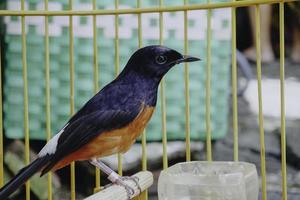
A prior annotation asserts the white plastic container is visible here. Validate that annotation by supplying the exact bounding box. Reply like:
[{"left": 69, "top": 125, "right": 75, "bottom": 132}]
[{"left": 158, "top": 161, "right": 258, "bottom": 200}]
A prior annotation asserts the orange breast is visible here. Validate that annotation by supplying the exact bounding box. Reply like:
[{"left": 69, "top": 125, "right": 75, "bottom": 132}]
[{"left": 52, "top": 105, "right": 155, "bottom": 171}]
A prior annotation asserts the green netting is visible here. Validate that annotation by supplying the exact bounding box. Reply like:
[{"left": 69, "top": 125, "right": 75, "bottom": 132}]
[{"left": 3, "top": 0, "right": 231, "bottom": 141}]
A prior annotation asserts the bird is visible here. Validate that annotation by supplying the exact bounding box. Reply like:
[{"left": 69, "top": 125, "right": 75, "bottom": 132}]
[{"left": 0, "top": 45, "right": 200, "bottom": 199}]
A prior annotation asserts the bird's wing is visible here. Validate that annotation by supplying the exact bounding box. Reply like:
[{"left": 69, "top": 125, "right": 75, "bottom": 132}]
[{"left": 40, "top": 107, "right": 140, "bottom": 175}]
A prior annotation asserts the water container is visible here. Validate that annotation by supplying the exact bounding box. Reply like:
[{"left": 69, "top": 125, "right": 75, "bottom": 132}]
[{"left": 158, "top": 161, "right": 258, "bottom": 200}]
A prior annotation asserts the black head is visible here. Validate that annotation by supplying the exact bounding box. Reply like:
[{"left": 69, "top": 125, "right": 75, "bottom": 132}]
[{"left": 123, "top": 45, "right": 200, "bottom": 80}]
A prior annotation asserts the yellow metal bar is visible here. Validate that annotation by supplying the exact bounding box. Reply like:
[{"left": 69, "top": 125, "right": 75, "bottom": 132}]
[
  {"left": 0, "top": 37, "right": 3, "bottom": 188},
  {"left": 137, "top": 0, "right": 147, "bottom": 172},
  {"left": 231, "top": 0, "right": 239, "bottom": 161},
  {"left": 141, "top": 128, "right": 147, "bottom": 200},
  {"left": 114, "top": 0, "right": 120, "bottom": 77},
  {"left": 184, "top": 0, "right": 191, "bottom": 162},
  {"left": 44, "top": 0, "right": 53, "bottom": 199},
  {"left": 137, "top": 0, "right": 142, "bottom": 47},
  {"left": 137, "top": 2, "right": 147, "bottom": 199},
  {"left": 159, "top": 0, "right": 168, "bottom": 170},
  {"left": 21, "top": 0, "right": 30, "bottom": 199},
  {"left": 279, "top": 3, "right": 287, "bottom": 200},
  {"left": 205, "top": 0, "right": 212, "bottom": 162},
  {"left": 114, "top": 0, "right": 122, "bottom": 176},
  {"left": 92, "top": 0, "right": 99, "bottom": 108},
  {"left": 255, "top": 5, "right": 267, "bottom": 200},
  {"left": 0, "top": 0, "right": 297, "bottom": 16},
  {"left": 92, "top": 0, "right": 101, "bottom": 194},
  {"left": 68, "top": 0, "right": 76, "bottom": 199}
]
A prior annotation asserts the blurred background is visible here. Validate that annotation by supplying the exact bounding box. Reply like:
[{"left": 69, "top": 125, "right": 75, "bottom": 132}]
[{"left": 0, "top": 0, "right": 299, "bottom": 199}]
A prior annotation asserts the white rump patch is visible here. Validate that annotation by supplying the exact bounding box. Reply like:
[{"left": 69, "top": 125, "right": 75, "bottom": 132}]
[{"left": 38, "top": 123, "right": 68, "bottom": 157}]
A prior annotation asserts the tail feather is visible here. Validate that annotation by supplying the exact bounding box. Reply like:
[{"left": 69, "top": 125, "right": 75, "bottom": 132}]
[{"left": 0, "top": 156, "right": 49, "bottom": 200}]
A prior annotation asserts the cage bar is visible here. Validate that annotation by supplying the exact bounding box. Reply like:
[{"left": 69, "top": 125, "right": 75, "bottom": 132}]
[
  {"left": 279, "top": 2, "right": 287, "bottom": 200},
  {"left": 137, "top": 1, "right": 148, "bottom": 199},
  {"left": 137, "top": 0, "right": 147, "bottom": 174},
  {"left": 0, "top": 0, "right": 297, "bottom": 16},
  {"left": 231, "top": 0, "right": 239, "bottom": 162},
  {"left": 255, "top": 5, "right": 267, "bottom": 200},
  {"left": 92, "top": 0, "right": 101, "bottom": 193},
  {"left": 21, "top": 0, "right": 31, "bottom": 199},
  {"left": 114, "top": 0, "right": 123, "bottom": 177},
  {"left": 184, "top": 0, "right": 191, "bottom": 162},
  {"left": 44, "top": 0, "right": 53, "bottom": 199},
  {"left": 68, "top": 0, "right": 76, "bottom": 199},
  {"left": 159, "top": 0, "right": 168, "bottom": 170},
  {"left": 138, "top": 7, "right": 147, "bottom": 172},
  {"left": 205, "top": 0, "right": 212, "bottom": 161}
]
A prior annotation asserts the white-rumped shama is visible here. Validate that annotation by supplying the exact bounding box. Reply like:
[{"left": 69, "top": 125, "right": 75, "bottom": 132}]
[{"left": 0, "top": 45, "right": 200, "bottom": 199}]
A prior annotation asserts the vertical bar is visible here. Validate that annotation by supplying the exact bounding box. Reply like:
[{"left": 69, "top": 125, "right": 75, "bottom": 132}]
[
  {"left": 137, "top": 2, "right": 147, "bottom": 200},
  {"left": 92, "top": 1, "right": 99, "bottom": 120},
  {"left": 92, "top": 0, "right": 101, "bottom": 194},
  {"left": 137, "top": 0, "right": 147, "bottom": 172},
  {"left": 114, "top": 0, "right": 120, "bottom": 77},
  {"left": 140, "top": 125, "right": 147, "bottom": 200},
  {"left": 0, "top": 36, "right": 3, "bottom": 188},
  {"left": 255, "top": 5, "right": 267, "bottom": 200},
  {"left": 205, "top": 0, "right": 212, "bottom": 162},
  {"left": 115, "top": 0, "right": 122, "bottom": 176},
  {"left": 279, "top": 3, "right": 287, "bottom": 200},
  {"left": 21, "top": 0, "right": 30, "bottom": 199},
  {"left": 184, "top": 0, "right": 191, "bottom": 162},
  {"left": 159, "top": 0, "right": 168, "bottom": 170},
  {"left": 137, "top": 0, "right": 142, "bottom": 52},
  {"left": 44, "top": 0, "right": 52, "bottom": 199},
  {"left": 231, "top": 0, "right": 239, "bottom": 161},
  {"left": 68, "top": 0, "right": 76, "bottom": 199}
]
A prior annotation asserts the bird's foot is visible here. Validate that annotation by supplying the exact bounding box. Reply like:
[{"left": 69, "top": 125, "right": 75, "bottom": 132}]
[
  {"left": 119, "top": 176, "right": 141, "bottom": 195},
  {"left": 100, "top": 178, "right": 135, "bottom": 199},
  {"left": 101, "top": 176, "right": 141, "bottom": 199},
  {"left": 89, "top": 159, "right": 141, "bottom": 199},
  {"left": 114, "top": 177, "right": 135, "bottom": 199}
]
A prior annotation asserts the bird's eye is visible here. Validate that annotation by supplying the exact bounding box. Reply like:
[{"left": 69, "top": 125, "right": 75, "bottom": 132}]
[{"left": 155, "top": 55, "right": 167, "bottom": 65}]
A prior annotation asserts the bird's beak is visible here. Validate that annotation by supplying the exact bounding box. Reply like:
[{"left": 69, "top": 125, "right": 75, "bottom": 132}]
[{"left": 176, "top": 55, "right": 201, "bottom": 64}]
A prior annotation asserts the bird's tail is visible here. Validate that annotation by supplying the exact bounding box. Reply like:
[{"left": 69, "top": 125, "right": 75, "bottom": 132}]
[{"left": 0, "top": 156, "right": 49, "bottom": 200}]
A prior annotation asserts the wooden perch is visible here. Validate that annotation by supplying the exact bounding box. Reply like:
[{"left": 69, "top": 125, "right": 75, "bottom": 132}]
[{"left": 84, "top": 171, "right": 153, "bottom": 200}]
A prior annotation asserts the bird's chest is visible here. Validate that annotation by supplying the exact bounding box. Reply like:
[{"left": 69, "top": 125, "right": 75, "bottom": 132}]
[
  {"left": 121, "top": 106, "right": 154, "bottom": 148},
  {"left": 82, "top": 105, "right": 155, "bottom": 158}
]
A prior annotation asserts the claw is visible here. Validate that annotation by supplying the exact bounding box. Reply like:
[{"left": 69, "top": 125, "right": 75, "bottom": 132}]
[
  {"left": 121, "top": 176, "right": 142, "bottom": 195},
  {"left": 115, "top": 177, "right": 135, "bottom": 199}
]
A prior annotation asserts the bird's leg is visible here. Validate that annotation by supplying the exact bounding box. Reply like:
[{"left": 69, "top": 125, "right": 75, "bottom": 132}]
[{"left": 89, "top": 158, "right": 141, "bottom": 198}]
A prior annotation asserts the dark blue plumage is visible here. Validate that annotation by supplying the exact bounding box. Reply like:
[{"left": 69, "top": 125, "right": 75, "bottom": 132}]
[{"left": 0, "top": 45, "right": 200, "bottom": 199}]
